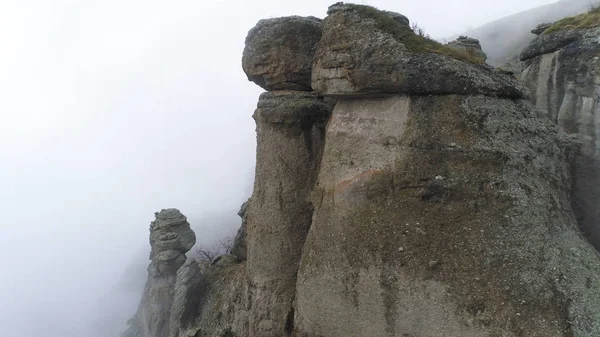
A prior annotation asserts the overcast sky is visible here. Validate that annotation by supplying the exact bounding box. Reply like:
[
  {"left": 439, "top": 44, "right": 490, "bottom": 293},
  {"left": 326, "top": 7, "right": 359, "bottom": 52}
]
[{"left": 0, "top": 0, "right": 561, "bottom": 336}]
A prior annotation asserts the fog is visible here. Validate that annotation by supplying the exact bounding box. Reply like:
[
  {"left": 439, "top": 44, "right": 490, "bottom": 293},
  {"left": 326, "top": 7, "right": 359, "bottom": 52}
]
[{"left": 0, "top": 0, "right": 561, "bottom": 336}]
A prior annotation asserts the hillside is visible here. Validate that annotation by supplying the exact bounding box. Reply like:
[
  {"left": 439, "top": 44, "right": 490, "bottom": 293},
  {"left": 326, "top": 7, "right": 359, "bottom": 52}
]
[{"left": 455, "top": 0, "right": 589, "bottom": 69}]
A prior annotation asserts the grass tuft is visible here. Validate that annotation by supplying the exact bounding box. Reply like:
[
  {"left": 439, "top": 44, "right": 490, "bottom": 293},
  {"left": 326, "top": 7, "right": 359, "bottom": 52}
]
[{"left": 543, "top": 3, "right": 600, "bottom": 33}]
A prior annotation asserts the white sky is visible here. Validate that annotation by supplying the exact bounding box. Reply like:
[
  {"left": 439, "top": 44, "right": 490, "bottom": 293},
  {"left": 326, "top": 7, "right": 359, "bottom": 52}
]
[{"left": 0, "top": 1, "right": 560, "bottom": 336}]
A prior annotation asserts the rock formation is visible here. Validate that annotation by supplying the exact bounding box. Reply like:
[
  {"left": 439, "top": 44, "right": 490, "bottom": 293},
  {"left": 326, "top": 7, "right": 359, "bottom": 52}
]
[
  {"left": 520, "top": 15, "right": 600, "bottom": 250},
  {"left": 124, "top": 3, "right": 600, "bottom": 337},
  {"left": 122, "top": 209, "right": 199, "bottom": 337},
  {"left": 447, "top": 36, "right": 488, "bottom": 62}
]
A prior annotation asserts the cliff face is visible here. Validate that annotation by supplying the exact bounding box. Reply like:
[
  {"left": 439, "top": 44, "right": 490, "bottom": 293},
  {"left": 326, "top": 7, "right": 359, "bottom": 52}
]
[
  {"left": 124, "top": 3, "right": 600, "bottom": 337},
  {"left": 520, "top": 19, "right": 600, "bottom": 250}
]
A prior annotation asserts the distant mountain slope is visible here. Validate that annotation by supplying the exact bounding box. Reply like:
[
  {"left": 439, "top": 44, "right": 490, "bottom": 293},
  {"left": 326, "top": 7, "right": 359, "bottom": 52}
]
[{"left": 454, "top": 0, "right": 589, "bottom": 68}]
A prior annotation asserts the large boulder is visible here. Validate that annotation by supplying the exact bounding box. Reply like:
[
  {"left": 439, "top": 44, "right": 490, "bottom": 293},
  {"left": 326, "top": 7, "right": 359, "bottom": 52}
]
[
  {"left": 311, "top": 3, "right": 522, "bottom": 98},
  {"left": 447, "top": 36, "right": 488, "bottom": 62},
  {"left": 521, "top": 22, "right": 600, "bottom": 250},
  {"left": 242, "top": 16, "right": 322, "bottom": 91}
]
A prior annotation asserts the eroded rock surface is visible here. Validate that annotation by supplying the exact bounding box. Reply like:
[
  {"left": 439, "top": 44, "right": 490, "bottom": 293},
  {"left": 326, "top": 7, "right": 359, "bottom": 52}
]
[
  {"left": 447, "top": 36, "right": 488, "bottom": 62},
  {"left": 244, "top": 91, "right": 332, "bottom": 337},
  {"left": 312, "top": 3, "right": 522, "bottom": 98},
  {"left": 242, "top": 16, "right": 322, "bottom": 91},
  {"left": 521, "top": 24, "right": 600, "bottom": 250},
  {"left": 123, "top": 4, "right": 600, "bottom": 337},
  {"left": 123, "top": 209, "right": 197, "bottom": 337}
]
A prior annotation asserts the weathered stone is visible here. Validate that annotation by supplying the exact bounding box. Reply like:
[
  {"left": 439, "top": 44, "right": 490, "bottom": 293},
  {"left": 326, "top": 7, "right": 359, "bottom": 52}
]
[
  {"left": 242, "top": 16, "right": 322, "bottom": 91},
  {"left": 532, "top": 23, "right": 552, "bottom": 35},
  {"left": 149, "top": 208, "right": 196, "bottom": 258},
  {"left": 230, "top": 199, "right": 249, "bottom": 261},
  {"left": 521, "top": 25, "right": 600, "bottom": 251},
  {"left": 243, "top": 90, "right": 333, "bottom": 337},
  {"left": 295, "top": 94, "right": 600, "bottom": 337},
  {"left": 169, "top": 258, "right": 204, "bottom": 337},
  {"left": 124, "top": 209, "right": 197, "bottom": 337},
  {"left": 520, "top": 27, "right": 599, "bottom": 61},
  {"left": 447, "top": 36, "right": 487, "bottom": 62},
  {"left": 312, "top": 3, "right": 523, "bottom": 98}
]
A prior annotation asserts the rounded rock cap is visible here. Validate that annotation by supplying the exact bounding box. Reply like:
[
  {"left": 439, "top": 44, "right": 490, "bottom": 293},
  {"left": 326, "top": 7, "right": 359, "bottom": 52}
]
[{"left": 242, "top": 16, "right": 323, "bottom": 91}]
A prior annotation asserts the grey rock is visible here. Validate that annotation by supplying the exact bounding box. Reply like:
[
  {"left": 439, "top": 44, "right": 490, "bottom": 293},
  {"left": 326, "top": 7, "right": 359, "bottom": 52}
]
[
  {"left": 295, "top": 94, "right": 600, "bottom": 337},
  {"left": 521, "top": 25, "right": 600, "bottom": 251},
  {"left": 312, "top": 3, "right": 524, "bottom": 98},
  {"left": 231, "top": 200, "right": 249, "bottom": 261},
  {"left": 383, "top": 10, "right": 410, "bottom": 28},
  {"left": 244, "top": 90, "right": 332, "bottom": 337},
  {"left": 520, "top": 26, "right": 599, "bottom": 61},
  {"left": 170, "top": 258, "right": 204, "bottom": 337},
  {"left": 211, "top": 254, "right": 238, "bottom": 267},
  {"left": 447, "top": 36, "right": 488, "bottom": 62},
  {"left": 532, "top": 22, "right": 552, "bottom": 35},
  {"left": 242, "top": 16, "right": 322, "bottom": 91},
  {"left": 149, "top": 208, "right": 196, "bottom": 258},
  {"left": 124, "top": 209, "right": 198, "bottom": 337}
]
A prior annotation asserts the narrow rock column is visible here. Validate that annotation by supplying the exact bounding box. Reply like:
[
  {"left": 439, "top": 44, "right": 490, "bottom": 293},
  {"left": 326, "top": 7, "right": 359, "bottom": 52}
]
[
  {"left": 241, "top": 15, "right": 332, "bottom": 337},
  {"left": 244, "top": 91, "right": 331, "bottom": 336},
  {"left": 133, "top": 209, "right": 196, "bottom": 337}
]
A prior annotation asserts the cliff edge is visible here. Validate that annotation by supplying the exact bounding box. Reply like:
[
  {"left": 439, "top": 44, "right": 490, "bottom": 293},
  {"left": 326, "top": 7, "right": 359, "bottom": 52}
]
[{"left": 123, "top": 3, "right": 600, "bottom": 337}]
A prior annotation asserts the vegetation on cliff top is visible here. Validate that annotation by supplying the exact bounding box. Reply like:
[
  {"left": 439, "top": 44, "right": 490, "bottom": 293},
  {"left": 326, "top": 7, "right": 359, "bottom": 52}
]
[
  {"left": 543, "top": 3, "right": 600, "bottom": 33},
  {"left": 349, "top": 4, "right": 486, "bottom": 65}
]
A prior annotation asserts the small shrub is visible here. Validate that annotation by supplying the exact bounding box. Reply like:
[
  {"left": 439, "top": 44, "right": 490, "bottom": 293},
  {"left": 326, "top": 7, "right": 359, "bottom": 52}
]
[{"left": 194, "top": 237, "right": 234, "bottom": 269}]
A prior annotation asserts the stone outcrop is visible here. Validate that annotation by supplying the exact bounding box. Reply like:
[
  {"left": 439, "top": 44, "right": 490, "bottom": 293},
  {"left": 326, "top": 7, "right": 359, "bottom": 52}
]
[
  {"left": 124, "top": 4, "right": 600, "bottom": 337},
  {"left": 521, "top": 23, "right": 600, "bottom": 250},
  {"left": 230, "top": 200, "right": 249, "bottom": 261},
  {"left": 311, "top": 3, "right": 521, "bottom": 98},
  {"left": 447, "top": 36, "right": 488, "bottom": 62},
  {"left": 241, "top": 16, "right": 322, "bottom": 91},
  {"left": 123, "top": 209, "right": 199, "bottom": 337},
  {"left": 243, "top": 90, "right": 331, "bottom": 337}
]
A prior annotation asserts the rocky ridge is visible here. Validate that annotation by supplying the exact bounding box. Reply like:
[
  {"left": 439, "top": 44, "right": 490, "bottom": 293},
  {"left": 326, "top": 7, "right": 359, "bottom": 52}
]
[{"left": 123, "top": 3, "right": 600, "bottom": 337}]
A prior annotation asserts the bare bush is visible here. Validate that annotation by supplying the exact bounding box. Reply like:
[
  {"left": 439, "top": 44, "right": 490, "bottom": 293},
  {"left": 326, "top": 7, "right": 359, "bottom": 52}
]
[
  {"left": 410, "top": 22, "right": 429, "bottom": 39},
  {"left": 195, "top": 237, "right": 234, "bottom": 269}
]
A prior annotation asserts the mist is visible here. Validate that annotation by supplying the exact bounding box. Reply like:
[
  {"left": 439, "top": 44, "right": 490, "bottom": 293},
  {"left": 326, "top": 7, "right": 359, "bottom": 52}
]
[{"left": 0, "top": 0, "right": 562, "bottom": 336}]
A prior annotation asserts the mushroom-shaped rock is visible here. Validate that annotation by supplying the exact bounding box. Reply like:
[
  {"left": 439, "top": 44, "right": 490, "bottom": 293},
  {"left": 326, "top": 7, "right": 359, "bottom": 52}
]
[
  {"left": 312, "top": 3, "right": 523, "bottom": 98},
  {"left": 149, "top": 208, "right": 196, "bottom": 258},
  {"left": 447, "top": 36, "right": 487, "bottom": 62},
  {"left": 242, "top": 16, "right": 322, "bottom": 91}
]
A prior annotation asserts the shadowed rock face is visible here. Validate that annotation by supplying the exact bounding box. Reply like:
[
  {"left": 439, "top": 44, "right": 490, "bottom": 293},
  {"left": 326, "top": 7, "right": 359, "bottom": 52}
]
[
  {"left": 244, "top": 91, "right": 332, "bottom": 337},
  {"left": 521, "top": 26, "right": 600, "bottom": 250},
  {"left": 242, "top": 16, "right": 322, "bottom": 91}
]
